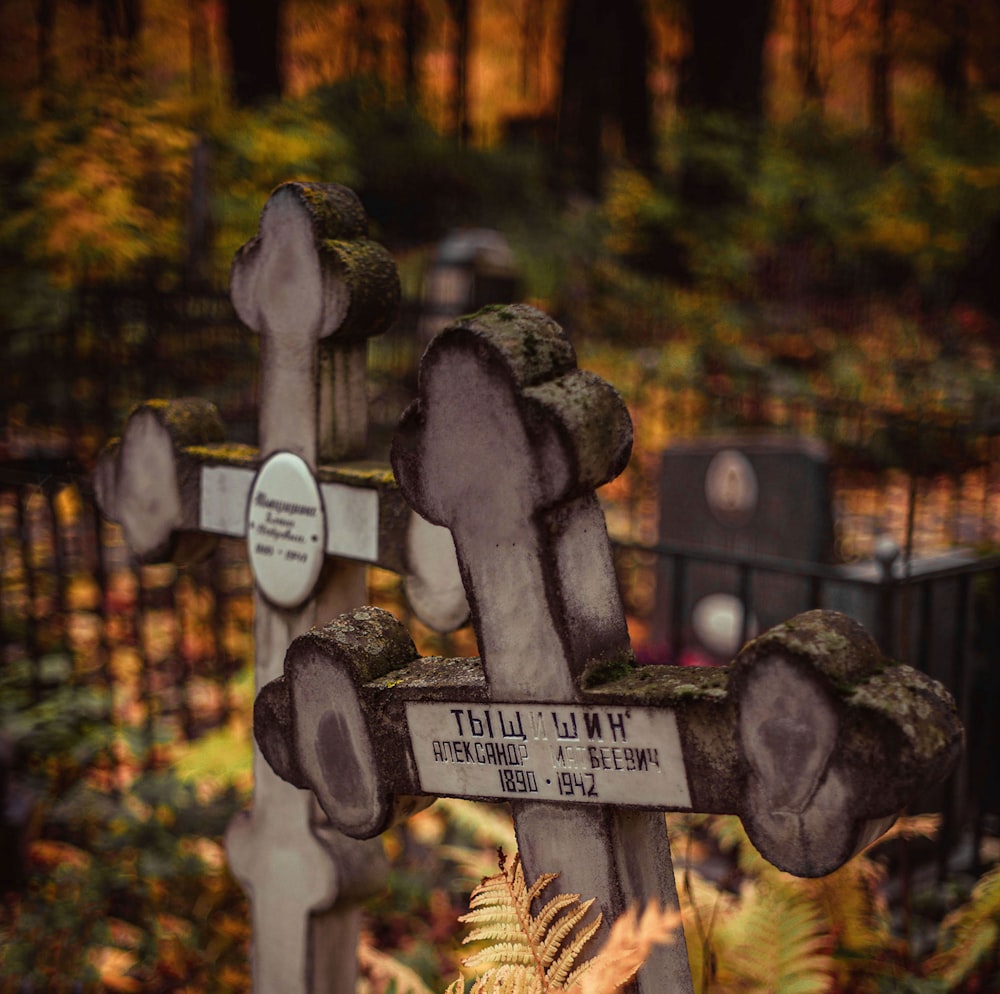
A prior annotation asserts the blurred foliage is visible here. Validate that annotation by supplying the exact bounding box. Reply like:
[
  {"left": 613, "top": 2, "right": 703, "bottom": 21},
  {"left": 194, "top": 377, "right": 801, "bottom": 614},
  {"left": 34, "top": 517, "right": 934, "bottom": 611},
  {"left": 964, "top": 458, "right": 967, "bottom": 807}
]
[{"left": 673, "top": 813, "right": 1000, "bottom": 994}]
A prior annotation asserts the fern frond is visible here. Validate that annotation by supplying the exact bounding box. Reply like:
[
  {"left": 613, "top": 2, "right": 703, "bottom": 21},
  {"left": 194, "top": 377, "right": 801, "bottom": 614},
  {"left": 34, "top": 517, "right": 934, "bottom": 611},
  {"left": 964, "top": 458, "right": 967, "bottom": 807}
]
[
  {"left": 925, "top": 862, "right": 1000, "bottom": 987},
  {"left": 455, "top": 851, "right": 603, "bottom": 992},
  {"left": 563, "top": 901, "right": 683, "bottom": 994},
  {"left": 467, "top": 963, "right": 540, "bottom": 994},
  {"left": 860, "top": 812, "right": 940, "bottom": 853},
  {"left": 536, "top": 898, "right": 597, "bottom": 958},
  {"left": 715, "top": 880, "right": 833, "bottom": 994},
  {"left": 464, "top": 941, "right": 539, "bottom": 971},
  {"left": 447, "top": 850, "right": 685, "bottom": 994},
  {"left": 530, "top": 892, "right": 591, "bottom": 943},
  {"left": 525, "top": 872, "right": 563, "bottom": 910},
  {"left": 548, "top": 913, "right": 606, "bottom": 988},
  {"left": 543, "top": 903, "right": 602, "bottom": 986}
]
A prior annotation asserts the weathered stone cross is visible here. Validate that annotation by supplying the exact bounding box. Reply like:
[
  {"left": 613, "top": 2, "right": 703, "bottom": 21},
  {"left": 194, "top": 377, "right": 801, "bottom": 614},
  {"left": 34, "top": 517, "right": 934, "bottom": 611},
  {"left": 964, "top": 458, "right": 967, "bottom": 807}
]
[
  {"left": 94, "top": 182, "right": 466, "bottom": 994},
  {"left": 254, "top": 305, "right": 963, "bottom": 993}
]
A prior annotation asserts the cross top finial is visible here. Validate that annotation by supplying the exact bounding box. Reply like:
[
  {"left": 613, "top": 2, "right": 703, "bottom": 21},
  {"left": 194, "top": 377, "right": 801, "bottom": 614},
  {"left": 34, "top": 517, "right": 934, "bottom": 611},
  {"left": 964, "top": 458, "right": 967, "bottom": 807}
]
[
  {"left": 390, "top": 304, "right": 634, "bottom": 699},
  {"left": 230, "top": 181, "right": 400, "bottom": 345},
  {"left": 392, "top": 304, "right": 632, "bottom": 527}
]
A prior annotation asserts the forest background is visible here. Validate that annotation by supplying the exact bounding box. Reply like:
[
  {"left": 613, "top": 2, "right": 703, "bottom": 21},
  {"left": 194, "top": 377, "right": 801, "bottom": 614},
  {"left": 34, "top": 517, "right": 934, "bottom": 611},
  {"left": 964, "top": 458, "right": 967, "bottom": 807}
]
[
  {"left": 3, "top": 2, "right": 1000, "bottom": 992},
  {"left": 4, "top": 0, "right": 1000, "bottom": 414}
]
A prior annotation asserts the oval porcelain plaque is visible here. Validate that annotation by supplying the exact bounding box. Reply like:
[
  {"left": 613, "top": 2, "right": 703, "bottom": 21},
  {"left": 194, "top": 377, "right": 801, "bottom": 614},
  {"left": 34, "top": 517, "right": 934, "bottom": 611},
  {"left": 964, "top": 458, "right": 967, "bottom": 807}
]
[
  {"left": 705, "top": 449, "right": 758, "bottom": 527},
  {"left": 247, "top": 452, "right": 326, "bottom": 608}
]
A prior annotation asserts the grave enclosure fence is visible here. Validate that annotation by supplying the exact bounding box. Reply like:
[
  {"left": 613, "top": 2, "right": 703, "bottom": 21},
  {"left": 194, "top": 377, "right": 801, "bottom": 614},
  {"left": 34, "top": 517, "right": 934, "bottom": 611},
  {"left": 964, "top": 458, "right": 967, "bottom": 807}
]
[{"left": 2, "top": 285, "right": 1000, "bottom": 872}]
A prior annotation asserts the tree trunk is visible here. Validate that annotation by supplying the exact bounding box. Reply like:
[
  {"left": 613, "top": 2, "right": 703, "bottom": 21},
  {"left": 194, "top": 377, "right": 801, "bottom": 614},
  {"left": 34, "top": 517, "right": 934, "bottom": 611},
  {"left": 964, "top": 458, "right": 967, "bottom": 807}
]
[
  {"left": 403, "top": 0, "right": 425, "bottom": 105},
  {"left": 870, "top": 0, "right": 893, "bottom": 156},
  {"left": 36, "top": 0, "right": 55, "bottom": 84},
  {"left": 554, "top": 0, "right": 652, "bottom": 197},
  {"left": 676, "top": 0, "right": 772, "bottom": 211},
  {"left": 795, "top": 0, "right": 824, "bottom": 105},
  {"left": 617, "top": 0, "right": 653, "bottom": 174},
  {"left": 95, "top": 0, "right": 142, "bottom": 72},
  {"left": 446, "top": 0, "right": 471, "bottom": 143},
  {"left": 678, "top": 0, "right": 772, "bottom": 120},
  {"left": 225, "top": 0, "right": 283, "bottom": 107},
  {"left": 936, "top": 0, "right": 969, "bottom": 115}
]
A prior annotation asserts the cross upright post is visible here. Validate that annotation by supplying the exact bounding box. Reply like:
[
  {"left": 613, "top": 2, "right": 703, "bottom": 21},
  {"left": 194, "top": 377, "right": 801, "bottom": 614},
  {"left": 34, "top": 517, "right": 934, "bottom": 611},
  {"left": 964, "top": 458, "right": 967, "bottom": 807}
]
[
  {"left": 94, "top": 182, "right": 467, "bottom": 994},
  {"left": 255, "top": 304, "right": 963, "bottom": 994}
]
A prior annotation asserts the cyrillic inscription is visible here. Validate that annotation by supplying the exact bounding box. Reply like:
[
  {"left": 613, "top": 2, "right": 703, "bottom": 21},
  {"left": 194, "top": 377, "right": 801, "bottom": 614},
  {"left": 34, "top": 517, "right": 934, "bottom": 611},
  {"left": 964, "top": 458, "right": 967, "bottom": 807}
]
[{"left": 406, "top": 702, "right": 691, "bottom": 808}]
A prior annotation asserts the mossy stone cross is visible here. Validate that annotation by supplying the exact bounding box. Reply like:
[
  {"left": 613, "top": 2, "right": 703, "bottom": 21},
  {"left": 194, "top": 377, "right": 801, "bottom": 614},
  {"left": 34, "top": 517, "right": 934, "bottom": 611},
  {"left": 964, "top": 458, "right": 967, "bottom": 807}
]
[
  {"left": 94, "top": 182, "right": 468, "bottom": 994},
  {"left": 255, "top": 305, "right": 962, "bottom": 994}
]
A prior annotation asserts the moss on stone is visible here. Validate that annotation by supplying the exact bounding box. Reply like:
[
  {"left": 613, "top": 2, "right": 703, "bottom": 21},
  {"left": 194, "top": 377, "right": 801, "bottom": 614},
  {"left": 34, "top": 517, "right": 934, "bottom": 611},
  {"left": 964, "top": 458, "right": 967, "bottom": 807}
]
[
  {"left": 320, "top": 237, "right": 401, "bottom": 340},
  {"left": 441, "top": 304, "right": 577, "bottom": 389},
  {"left": 579, "top": 649, "right": 636, "bottom": 689},
  {"left": 524, "top": 369, "right": 633, "bottom": 491},
  {"left": 302, "top": 606, "right": 418, "bottom": 682},
  {"left": 276, "top": 181, "right": 368, "bottom": 241},
  {"left": 847, "top": 664, "right": 962, "bottom": 765},
  {"left": 321, "top": 461, "right": 397, "bottom": 488},
  {"left": 130, "top": 398, "right": 226, "bottom": 450},
  {"left": 737, "top": 609, "right": 887, "bottom": 692},
  {"left": 185, "top": 442, "right": 260, "bottom": 467},
  {"left": 368, "top": 654, "right": 486, "bottom": 693},
  {"left": 584, "top": 663, "right": 731, "bottom": 707}
]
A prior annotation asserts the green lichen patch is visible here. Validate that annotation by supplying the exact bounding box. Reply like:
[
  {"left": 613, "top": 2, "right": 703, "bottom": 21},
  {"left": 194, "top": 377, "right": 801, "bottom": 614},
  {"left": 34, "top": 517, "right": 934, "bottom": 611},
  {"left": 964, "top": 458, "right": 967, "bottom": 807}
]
[
  {"left": 321, "top": 460, "right": 397, "bottom": 488},
  {"left": 277, "top": 181, "right": 368, "bottom": 242},
  {"left": 524, "top": 369, "right": 633, "bottom": 491},
  {"left": 131, "top": 397, "right": 226, "bottom": 449},
  {"left": 302, "top": 606, "right": 418, "bottom": 682},
  {"left": 185, "top": 442, "right": 260, "bottom": 467},
  {"left": 368, "top": 655, "right": 486, "bottom": 693},
  {"left": 847, "top": 663, "right": 962, "bottom": 765},
  {"left": 579, "top": 649, "right": 636, "bottom": 689},
  {"left": 584, "top": 663, "right": 730, "bottom": 707},
  {"left": 441, "top": 303, "right": 577, "bottom": 389},
  {"left": 737, "top": 609, "right": 887, "bottom": 691},
  {"left": 321, "top": 237, "right": 401, "bottom": 340}
]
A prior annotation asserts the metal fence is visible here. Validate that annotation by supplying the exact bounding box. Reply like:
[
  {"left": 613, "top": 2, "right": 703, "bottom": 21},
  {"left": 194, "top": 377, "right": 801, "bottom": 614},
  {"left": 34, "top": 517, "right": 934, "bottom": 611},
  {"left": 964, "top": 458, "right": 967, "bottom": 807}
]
[
  {"left": 611, "top": 535, "right": 1000, "bottom": 874},
  {"left": 0, "top": 459, "right": 253, "bottom": 753},
  {"left": 3, "top": 284, "right": 999, "bottom": 874}
]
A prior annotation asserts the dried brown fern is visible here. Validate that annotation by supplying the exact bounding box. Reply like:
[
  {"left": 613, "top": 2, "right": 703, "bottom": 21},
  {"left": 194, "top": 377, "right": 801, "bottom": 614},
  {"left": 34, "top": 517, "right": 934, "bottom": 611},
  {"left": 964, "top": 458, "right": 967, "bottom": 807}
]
[{"left": 443, "top": 850, "right": 681, "bottom": 994}]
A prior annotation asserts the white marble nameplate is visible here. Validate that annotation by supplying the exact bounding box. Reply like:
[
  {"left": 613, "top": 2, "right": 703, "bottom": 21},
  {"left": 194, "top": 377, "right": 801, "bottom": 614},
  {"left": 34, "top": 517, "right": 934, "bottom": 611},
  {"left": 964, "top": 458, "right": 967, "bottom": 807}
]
[
  {"left": 406, "top": 702, "right": 691, "bottom": 809},
  {"left": 200, "top": 465, "right": 255, "bottom": 537},
  {"left": 247, "top": 452, "right": 326, "bottom": 608},
  {"left": 320, "top": 482, "right": 379, "bottom": 562}
]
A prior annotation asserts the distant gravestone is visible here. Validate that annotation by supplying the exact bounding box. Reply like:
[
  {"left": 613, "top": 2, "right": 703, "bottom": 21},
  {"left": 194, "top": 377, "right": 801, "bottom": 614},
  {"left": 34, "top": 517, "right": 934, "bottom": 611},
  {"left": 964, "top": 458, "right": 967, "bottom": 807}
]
[
  {"left": 654, "top": 435, "right": 835, "bottom": 661},
  {"left": 95, "top": 183, "right": 467, "bottom": 994},
  {"left": 419, "top": 228, "right": 520, "bottom": 345},
  {"left": 254, "top": 306, "right": 963, "bottom": 994}
]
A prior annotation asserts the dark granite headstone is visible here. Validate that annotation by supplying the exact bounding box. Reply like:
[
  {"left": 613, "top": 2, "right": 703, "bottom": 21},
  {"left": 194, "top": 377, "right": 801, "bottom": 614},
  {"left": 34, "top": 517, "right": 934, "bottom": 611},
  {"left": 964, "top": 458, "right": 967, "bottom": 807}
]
[{"left": 654, "top": 434, "right": 834, "bottom": 662}]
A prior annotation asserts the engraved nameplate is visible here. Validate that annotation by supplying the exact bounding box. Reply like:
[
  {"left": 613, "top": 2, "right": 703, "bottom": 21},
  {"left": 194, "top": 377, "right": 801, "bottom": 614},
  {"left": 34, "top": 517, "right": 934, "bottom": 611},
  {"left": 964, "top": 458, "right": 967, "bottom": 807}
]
[{"left": 406, "top": 702, "right": 692, "bottom": 808}]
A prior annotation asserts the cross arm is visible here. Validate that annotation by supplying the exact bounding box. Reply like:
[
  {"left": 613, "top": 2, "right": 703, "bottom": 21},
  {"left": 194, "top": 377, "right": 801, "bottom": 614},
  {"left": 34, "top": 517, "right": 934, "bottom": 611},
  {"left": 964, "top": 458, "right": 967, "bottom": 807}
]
[
  {"left": 95, "top": 401, "right": 426, "bottom": 570},
  {"left": 255, "top": 606, "right": 962, "bottom": 878},
  {"left": 587, "top": 609, "right": 962, "bottom": 874},
  {"left": 254, "top": 606, "right": 487, "bottom": 838},
  {"left": 93, "top": 397, "right": 234, "bottom": 564}
]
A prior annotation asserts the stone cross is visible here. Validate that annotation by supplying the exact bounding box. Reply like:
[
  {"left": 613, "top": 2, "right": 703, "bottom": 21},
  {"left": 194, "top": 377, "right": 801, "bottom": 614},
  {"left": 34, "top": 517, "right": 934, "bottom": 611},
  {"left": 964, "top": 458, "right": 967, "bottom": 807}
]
[
  {"left": 94, "top": 182, "right": 467, "bottom": 994},
  {"left": 254, "top": 305, "right": 963, "bottom": 994}
]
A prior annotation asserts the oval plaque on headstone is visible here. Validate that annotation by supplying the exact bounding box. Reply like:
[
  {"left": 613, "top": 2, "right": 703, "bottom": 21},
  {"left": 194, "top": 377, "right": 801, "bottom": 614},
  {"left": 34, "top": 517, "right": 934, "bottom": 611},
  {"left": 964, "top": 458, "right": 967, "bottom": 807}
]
[
  {"left": 704, "top": 448, "right": 758, "bottom": 527},
  {"left": 247, "top": 452, "right": 327, "bottom": 608}
]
